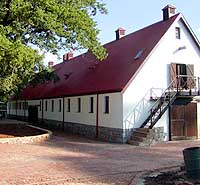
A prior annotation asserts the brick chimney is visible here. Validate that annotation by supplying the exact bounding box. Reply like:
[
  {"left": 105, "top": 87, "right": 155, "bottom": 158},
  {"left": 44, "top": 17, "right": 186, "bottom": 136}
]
[
  {"left": 48, "top": 61, "right": 54, "bottom": 67},
  {"left": 162, "top": 5, "right": 176, "bottom": 21},
  {"left": 115, "top": 27, "right": 126, "bottom": 40},
  {"left": 63, "top": 51, "right": 73, "bottom": 62}
]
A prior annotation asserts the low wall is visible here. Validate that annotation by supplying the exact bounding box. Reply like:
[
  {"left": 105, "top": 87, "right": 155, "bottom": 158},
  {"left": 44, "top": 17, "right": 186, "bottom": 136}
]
[{"left": 0, "top": 124, "right": 52, "bottom": 144}]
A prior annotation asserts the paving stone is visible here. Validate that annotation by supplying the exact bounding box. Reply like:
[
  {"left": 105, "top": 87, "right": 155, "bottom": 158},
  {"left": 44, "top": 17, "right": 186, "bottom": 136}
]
[{"left": 1, "top": 122, "right": 200, "bottom": 184}]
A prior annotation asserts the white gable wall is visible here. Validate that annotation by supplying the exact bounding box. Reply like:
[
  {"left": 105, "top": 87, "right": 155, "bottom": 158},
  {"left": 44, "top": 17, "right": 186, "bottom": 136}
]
[{"left": 123, "top": 17, "right": 200, "bottom": 140}]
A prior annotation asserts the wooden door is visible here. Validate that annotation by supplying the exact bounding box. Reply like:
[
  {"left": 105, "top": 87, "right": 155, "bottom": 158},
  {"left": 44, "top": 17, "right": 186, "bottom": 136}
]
[
  {"left": 170, "top": 63, "right": 177, "bottom": 88},
  {"left": 171, "top": 105, "right": 185, "bottom": 140},
  {"left": 186, "top": 64, "right": 195, "bottom": 89},
  {"left": 185, "top": 103, "right": 197, "bottom": 138},
  {"left": 171, "top": 102, "right": 197, "bottom": 140}
]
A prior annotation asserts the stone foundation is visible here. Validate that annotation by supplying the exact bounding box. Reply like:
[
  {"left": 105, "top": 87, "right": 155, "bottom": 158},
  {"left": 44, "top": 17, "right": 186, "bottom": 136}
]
[
  {"left": 152, "top": 127, "right": 166, "bottom": 142},
  {"left": 8, "top": 115, "right": 127, "bottom": 143}
]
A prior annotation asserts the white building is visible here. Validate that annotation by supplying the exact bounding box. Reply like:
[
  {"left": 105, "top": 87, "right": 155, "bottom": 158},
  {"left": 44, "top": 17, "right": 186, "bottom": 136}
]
[{"left": 7, "top": 5, "right": 200, "bottom": 144}]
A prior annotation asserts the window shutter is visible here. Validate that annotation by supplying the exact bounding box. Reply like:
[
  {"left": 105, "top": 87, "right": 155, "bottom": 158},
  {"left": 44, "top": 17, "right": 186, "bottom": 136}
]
[
  {"left": 187, "top": 64, "right": 195, "bottom": 89},
  {"left": 170, "top": 63, "right": 177, "bottom": 88}
]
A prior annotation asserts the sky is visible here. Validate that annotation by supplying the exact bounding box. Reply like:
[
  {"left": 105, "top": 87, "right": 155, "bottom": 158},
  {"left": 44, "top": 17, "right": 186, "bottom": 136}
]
[{"left": 43, "top": 0, "right": 200, "bottom": 65}]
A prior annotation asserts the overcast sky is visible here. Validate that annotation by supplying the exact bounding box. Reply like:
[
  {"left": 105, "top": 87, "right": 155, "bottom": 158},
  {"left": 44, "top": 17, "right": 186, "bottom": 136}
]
[{"left": 43, "top": 0, "right": 200, "bottom": 65}]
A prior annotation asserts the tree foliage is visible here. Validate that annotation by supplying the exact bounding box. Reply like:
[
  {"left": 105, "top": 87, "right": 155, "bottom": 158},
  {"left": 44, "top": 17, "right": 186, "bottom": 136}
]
[
  {"left": 0, "top": 0, "right": 107, "bottom": 58},
  {"left": 0, "top": 0, "right": 107, "bottom": 100}
]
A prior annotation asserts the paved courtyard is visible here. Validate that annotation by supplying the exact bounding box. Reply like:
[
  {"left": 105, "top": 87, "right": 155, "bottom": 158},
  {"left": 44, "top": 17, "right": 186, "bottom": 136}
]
[{"left": 0, "top": 123, "right": 200, "bottom": 185}]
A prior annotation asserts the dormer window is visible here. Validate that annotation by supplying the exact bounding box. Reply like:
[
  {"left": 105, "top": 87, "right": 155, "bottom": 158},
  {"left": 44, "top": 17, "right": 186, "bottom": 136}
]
[
  {"left": 175, "top": 27, "right": 181, "bottom": 39},
  {"left": 134, "top": 49, "right": 144, "bottom": 60}
]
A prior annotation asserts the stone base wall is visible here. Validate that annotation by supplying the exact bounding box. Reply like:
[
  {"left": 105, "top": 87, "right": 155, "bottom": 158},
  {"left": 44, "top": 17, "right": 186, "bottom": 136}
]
[
  {"left": 7, "top": 115, "right": 164, "bottom": 144},
  {"left": 22, "top": 116, "right": 126, "bottom": 143},
  {"left": 7, "top": 115, "right": 127, "bottom": 143},
  {"left": 152, "top": 127, "right": 166, "bottom": 142},
  {"left": 8, "top": 114, "right": 28, "bottom": 122},
  {"left": 98, "top": 126, "right": 125, "bottom": 143}
]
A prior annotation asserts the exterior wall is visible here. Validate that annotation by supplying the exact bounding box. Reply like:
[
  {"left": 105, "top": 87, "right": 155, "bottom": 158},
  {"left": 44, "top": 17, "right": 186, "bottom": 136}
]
[
  {"left": 43, "top": 98, "right": 63, "bottom": 121},
  {"left": 64, "top": 95, "right": 96, "bottom": 126},
  {"left": 123, "top": 17, "right": 200, "bottom": 141},
  {"left": 7, "top": 92, "right": 124, "bottom": 143},
  {"left": 98, "top": 93, "right": 123, "bottom": 129}
]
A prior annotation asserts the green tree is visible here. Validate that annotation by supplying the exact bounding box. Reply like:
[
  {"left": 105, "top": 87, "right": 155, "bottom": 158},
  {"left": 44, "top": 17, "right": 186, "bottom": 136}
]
[{"left": 0, "top": 0, "right": 107, "bottom": 100}]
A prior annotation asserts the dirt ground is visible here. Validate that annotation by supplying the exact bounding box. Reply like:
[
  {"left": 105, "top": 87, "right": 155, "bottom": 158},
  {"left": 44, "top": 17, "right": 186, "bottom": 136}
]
[
  {"left": 0, "top": 124, "right": 45, "bottom": 138},
  {"left": 0, "top": 120, "right": 200, "bottom": 184}
]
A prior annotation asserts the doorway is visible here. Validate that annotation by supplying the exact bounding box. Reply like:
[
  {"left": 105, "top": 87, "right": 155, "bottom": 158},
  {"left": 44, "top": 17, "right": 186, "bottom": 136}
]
[
  {"left": 170, "top": 101, "right": 197, "bottom": 140},
  {"left": 28, "top": 106, "right": 38, "bottom": 124},
  {"left": 170, "top": 63, "right": 195, "bottom": 90}
]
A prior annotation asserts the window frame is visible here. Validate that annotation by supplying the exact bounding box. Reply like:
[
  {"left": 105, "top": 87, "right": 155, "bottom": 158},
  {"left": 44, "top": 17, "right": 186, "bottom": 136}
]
[{"left": 175, "top": 27, "right": 181, "bottom": 39}]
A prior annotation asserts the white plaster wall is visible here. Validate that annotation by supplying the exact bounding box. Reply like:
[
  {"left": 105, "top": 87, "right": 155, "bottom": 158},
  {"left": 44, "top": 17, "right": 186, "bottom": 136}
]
[
  {"left": 64, "top": 95, "right": 96, "bottom": 126},
  {"left": 64, "top": 93, "right": 123, "bottom": 129},
  {"left": 8, "top": 93, "right": 123, "bottom": 130},
  {"left": 154, "top": 110, "right": 169, "bottom": 141},
  {"left": 98, "top": 93, "right": 123, "bottom": 129},
  {"left": 43, "top": 98, "right": 63, "bottom": 121},
  {"left": 38, "top": 100, "right": 42, "bottom": 119},
  {"left": 8, "top": 101, "right": 16, "bottom": 115},
  {"left": 123, "top": 17, "right": 200, "bottom": 138},
  {"left": 8, "top": 100, "right": 26, "bottom": 117},
  {"left": 16, "top": 100, "right": 24, "bottom": 117}
]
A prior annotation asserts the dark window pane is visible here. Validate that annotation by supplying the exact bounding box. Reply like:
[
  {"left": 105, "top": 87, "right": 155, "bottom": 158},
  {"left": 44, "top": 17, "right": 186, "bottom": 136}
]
[
  {"left": 78, "top": 98, "right": 81, "bottom": 112},
  {"left": 59, "top": 99, "right": 62, "bottom": 112},
  {"left": 51, "top": 100, "right": 54, "bottom": 112},
  {"left": 90, "top": 97, "right": 94, "bottom": 113},
  {"left": 67, "top": 99, "right": 70, "bottom": 112},
  {"left": 175, "top": 27, "right": 181, "bottom": 39},
  {"left": 105, "top": 96, "right": 109, "bottom": 113}
]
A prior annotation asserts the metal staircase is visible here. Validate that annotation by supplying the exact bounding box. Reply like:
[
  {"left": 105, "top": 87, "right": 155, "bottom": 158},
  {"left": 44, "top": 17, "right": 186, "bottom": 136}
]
[
  {"left": 127, "top": 75, "right": 199, "bottom": 146},
  {"left": 140, "top": 86, "right": 177, "bottom": 129}
]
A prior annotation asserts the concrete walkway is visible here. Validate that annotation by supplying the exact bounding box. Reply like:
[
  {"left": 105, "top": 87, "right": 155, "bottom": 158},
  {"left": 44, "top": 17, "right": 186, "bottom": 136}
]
[{"left": 0, "top": 123, "right": 199, "bottom": 184}]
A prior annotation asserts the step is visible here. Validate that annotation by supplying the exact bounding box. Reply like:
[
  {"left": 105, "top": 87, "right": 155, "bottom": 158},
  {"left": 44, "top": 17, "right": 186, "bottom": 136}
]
[
  {"left": 135, "top": 128, "right": 150, "bottom": 133},
  {"left": 133, "top": 132, "right": 148, "bottom": 138},
  {"left": 128, "top": 140, "right": 150, "bottom": 146},
  {"left": 130, "top": 135, "right": 146, "bottom": 142}
]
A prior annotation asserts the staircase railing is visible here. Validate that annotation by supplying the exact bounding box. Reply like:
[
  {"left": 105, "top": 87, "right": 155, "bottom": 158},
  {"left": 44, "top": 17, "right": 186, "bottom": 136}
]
[
  {"left": 124, "top": 88, "right": 165, "bottom": 130},
  {"left": 174, "top": 75, "right": 199, "bottom": 95},
  {"left": 140, "top": 75, "right": 199, "bottom": 129},
  {"left": 124, "top": 75, "right": 199, "bottom": 132},
  {"left": 140, "top": 80, "right": 177, "bottom": 129}
]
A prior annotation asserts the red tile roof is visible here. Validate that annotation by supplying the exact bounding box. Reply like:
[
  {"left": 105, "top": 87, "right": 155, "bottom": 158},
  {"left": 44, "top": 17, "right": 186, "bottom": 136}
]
[{"left": 19, "top": 14, "right": 179, "bottom": 100}]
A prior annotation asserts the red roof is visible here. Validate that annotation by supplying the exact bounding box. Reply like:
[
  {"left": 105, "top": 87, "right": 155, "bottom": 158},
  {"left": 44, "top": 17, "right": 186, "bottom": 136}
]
[{"left": 19, "top": 14, "right": 179, "bottom": 100}]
